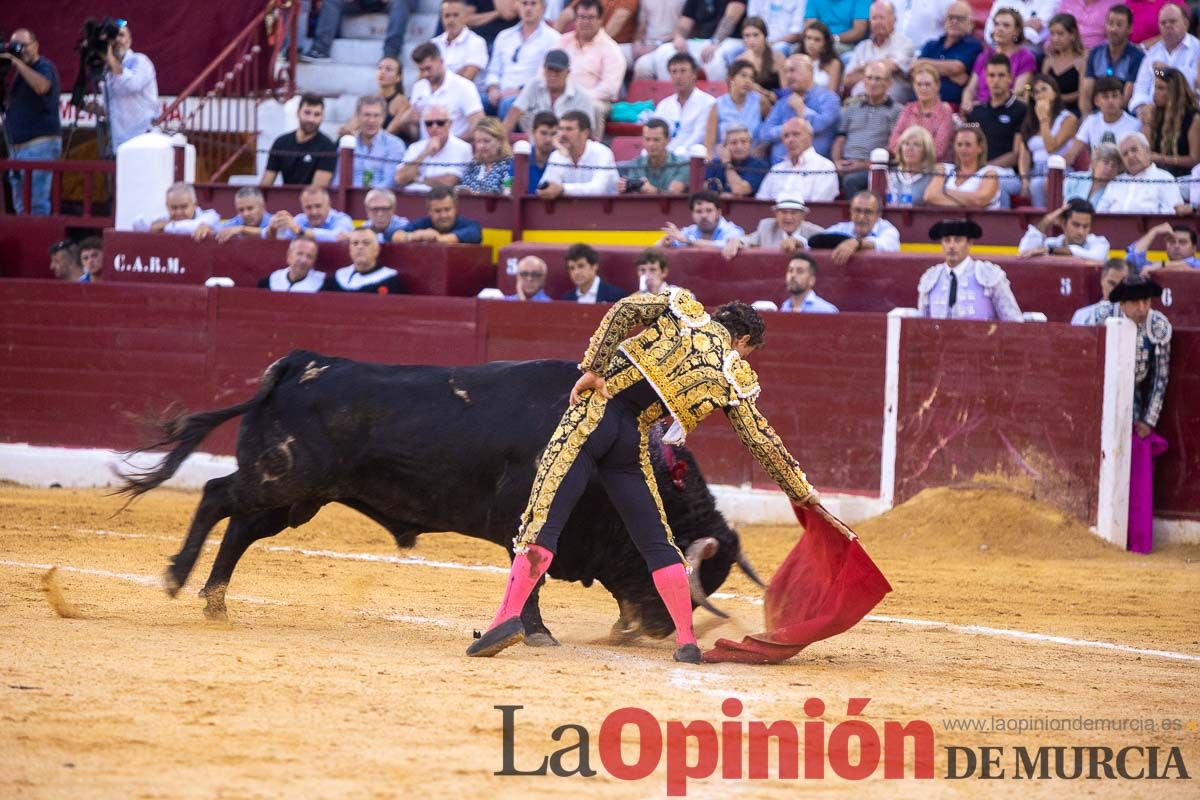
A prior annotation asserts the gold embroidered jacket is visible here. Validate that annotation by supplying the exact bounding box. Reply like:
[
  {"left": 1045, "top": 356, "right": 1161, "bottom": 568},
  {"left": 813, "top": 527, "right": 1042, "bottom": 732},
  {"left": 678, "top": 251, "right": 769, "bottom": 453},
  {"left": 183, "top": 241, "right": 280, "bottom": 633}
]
[{"left": 579, "top": 288, "right": 815, "bottom": 504}]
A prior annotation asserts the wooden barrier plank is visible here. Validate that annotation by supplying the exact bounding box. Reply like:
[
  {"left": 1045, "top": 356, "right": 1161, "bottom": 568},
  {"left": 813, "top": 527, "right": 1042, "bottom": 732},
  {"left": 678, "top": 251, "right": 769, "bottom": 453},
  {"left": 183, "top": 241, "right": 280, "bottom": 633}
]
[{"left": 1155, "top": 328, "right": 1200, "bottom": 519}]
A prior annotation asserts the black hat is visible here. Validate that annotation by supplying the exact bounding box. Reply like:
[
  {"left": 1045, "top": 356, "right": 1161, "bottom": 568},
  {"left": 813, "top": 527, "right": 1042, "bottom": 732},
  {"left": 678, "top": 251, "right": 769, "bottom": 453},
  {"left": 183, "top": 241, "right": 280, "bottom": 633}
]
[
  {"left": 929, "top": 219, "right": 983, "bottom": 240},
  {"left": 1108, "top": 275, "right": 1164, "bottom": 303},
  {"left": 543, "top": 49, "right": 570, "bottom": 70},
  {"left": 807, "top": 232, "right": 853, "bottom": 249}
]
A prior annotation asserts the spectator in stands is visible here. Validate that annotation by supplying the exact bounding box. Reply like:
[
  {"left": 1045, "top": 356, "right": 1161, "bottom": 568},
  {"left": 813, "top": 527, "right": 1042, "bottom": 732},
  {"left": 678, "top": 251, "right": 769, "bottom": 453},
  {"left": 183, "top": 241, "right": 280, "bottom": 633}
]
[
  {"left": 805, "top": 0, "right": 869, "bottom": 50},
  {"left": 756, "top": 117, "right": 839, "bottom": 202},
  {"left": 887, "top": 125, "right": 938, "bottom": 206},
  {"left": 660, "top": 189, "right": 745, "bottom": 248},
  {"left": 1015, "top": 74, "right": 1079, "bottom": 207},
  {"left": 1098, "top": 132, "right": 1188, "bottom": 213},
  {"left": 561, "top": 242, "right": 626, "bottom": 302},
  {"left": 96, "top": 22, "right": 158, "bottom": 153},
  {"left": 359, "top": 188, "right": 410, "bottom": 242},
  {"left": 723, "top": 192, "right": 823, "bottom": 259},
  {"left": 433, "top": 0, "right": 489, "bottom": 91},
  {"left": 139, "top": 182, "right": 220, "bottom": 235},
  {"left": 757, "top": 54, "right": 841, "bottom": 162},
  {"left": 653, "top": 54, "right": 717, "bottom": 154},
  {"left": 636, "top": 248, "right": 676, "bottom": 294},
  {"left": 1126, "top": 222, "right": 1200, "bottom": 270},
  {"left": 2, "top": 29, "right": 60, "bottom": 216},
  {"left": 631, "top": 0, "right": 686, "bottom": 63},
  {"left": 1081, "top": 4, "right": 1142, "bottom": 113},
  {"left": 403, "top": 42, "right": 485, "bottom": 141},
  {"left": 1066, "top": 77, "right": 1141, "bottom": 165},
  {"left": 537, "top": 110, "right": 618, "bottom": 197},
  {"left": 728, "top": 16, "right": 783, "bottom": 93},
  {"left": 458, "top": 117, "right": 514, "bottom": 194},
  {"left": 1041, "top": 15, "right": 1088, "bottom": 116},
  {"left": 705, "top": 123, "right": 771, "bottom": 197},
  {"left": 1064, "top": 142, "right": 1123, "bottom": 205},
  {"left": 800, "top": 21, "right": 844, "bottom": 94},
  {"left": 555, "top": 0, "right": 639, "bottom": 54},
  {"left": 912, "top": 2, "right": 982, "bottom": 106},
  {"left": 341, "top": 95, "right": 407, "bottom": 189},
  {"left": 919, "top": 219, "right": 1024, "bottom": 321},
  {"left": 1017, "top": 198, "right": 1112, "bottom": 262},
  {"left": 504, "top": 49, "right": 595, "bottom": 134},
  {"left": 1130, "top": 3, "right": 1200, "bottom": 118},
  {"left": 704, "top": 60, "right": 764, "bottom": 155},
  {"left": 463, "top": 0, "right": 521, "bottom": 49},
  {"left": 1070, "top": 258, "right": 1129, "bottom": 323},
  {"left": 266, "top": 185, "right": 354, "bottom": 242},
  {"left": 617, "top": 119, "right": 689, "bottom": 194},
  {"left": 395, "top": 105, "right": 474, "bottom": 190},
  {"left": 262, "top": 94, "right": 338, "bottom": 188},
  {"left": 780, "top": 253, "right": 839, "bottom": 313},
  {"left": 48, "top": 239, "right": 87, "bottom": 283},
  {"left": 727, "top": 2, "right": 802, "bottom": 63},
  {"left": 982, "top": 0, "right": 1051, "bottom": 47},
  {"left": 324, "top": 228, "right": 405, "bottom": 294},
  {"left": 832, "top": 61, "right": 901, "bottom": 196},
  {"left": 1144, "top": 67, "right": 1200, "bottom": 177},
  {"left": 1059, "top": 0, "right": 1117, "bottom": 51},
  {"left": 259, "top": 239, "right": 325, "bottom": 293},
  {"left": 334, "top": 57, "right": 411, "bottom": 138},
  {"left": 844, "top": 2, "right": 916, "bottom": 103},
  {"left": 486, "top": 0, "right": 560, "bottom": 119},
  {"left": 889, "top": 63, "right": 955, "bottom": 163},
  {"left": 394, "top": 185, "right": 483, "bottom": 243},
  {"left": 895, "top": 0, "right": 954, "bottom": 52},
  {"left": 966, "top": 54, "right": 1026, "bottom": 196},
  {"left": 302, "top": 0, "right": 416, "bottom": 61},
  {"left": 960, "top": 8, "right": 1034, "bottom": 115},
  {"left": 926, "top": 125, "right": 1003, "bottom": 209},
  {"left": 820, "top": 190, "right": 901, "bottom": 265},
  {"left": 526, "top": 112, "right": 559, "bottom": 192},
  {"left": 507, "top": 255, "right": 552, "bottom": 301},
  {"left": 198, "top": 187, "right": 269, "bottom": 242},
  {"left": 634, "top": 0, "right": 746, "bottom": 82},
  {"left": 556, "top": 0, "right": 626, "bottom": 138},
  {"left": 79, "top": 236, "right": 104, "bottom": 281}
]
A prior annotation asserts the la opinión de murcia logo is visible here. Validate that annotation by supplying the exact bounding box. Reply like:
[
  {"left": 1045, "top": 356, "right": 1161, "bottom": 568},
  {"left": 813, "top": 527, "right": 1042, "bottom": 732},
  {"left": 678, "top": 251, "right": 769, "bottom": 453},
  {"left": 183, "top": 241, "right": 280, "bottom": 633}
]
[
  {"left": 494, "top": 699, "right": 1191, "bottom": 795},
  {"left": 112, "top": 254, "right": 185, "bottom": 275}
]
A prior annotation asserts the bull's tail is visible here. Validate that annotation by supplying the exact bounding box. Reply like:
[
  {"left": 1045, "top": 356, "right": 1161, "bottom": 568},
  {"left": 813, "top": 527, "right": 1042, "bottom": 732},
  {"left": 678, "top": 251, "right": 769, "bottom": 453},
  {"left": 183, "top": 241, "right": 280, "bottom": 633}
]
[{"left": 115, "top": 356, "right": 293, "bottom": 501}]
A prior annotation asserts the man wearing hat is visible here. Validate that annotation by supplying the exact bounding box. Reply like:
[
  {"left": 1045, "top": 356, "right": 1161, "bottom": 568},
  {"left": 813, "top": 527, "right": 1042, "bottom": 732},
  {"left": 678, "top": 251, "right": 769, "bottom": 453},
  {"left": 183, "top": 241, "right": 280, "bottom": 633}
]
[
  {"left": 1087, "top": 274, "right": 1172, "bottom": 553},
  {"left": 816, "top": 190, "right": 901, "bottom": 265},
  {"left": 918, "top": 219, "right": 1023, "bottom": 321},
  {"left": 722, "top": 192, "right": 824, "bottom": 260},
  {"left": 503, "top": 49, "right": 596, "bottom": 135}
]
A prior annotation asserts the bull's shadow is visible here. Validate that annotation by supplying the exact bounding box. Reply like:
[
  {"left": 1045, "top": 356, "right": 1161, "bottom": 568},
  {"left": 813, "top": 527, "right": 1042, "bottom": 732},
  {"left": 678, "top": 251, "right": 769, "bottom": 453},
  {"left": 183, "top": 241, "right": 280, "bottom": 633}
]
[{"left": 118, "top": 352, "right": 762, "bottom": 645}]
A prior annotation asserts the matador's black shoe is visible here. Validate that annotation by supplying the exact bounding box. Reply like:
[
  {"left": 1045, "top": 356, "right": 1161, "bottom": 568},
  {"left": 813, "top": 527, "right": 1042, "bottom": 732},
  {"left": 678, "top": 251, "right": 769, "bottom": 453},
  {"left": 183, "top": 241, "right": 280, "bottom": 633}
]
[
  {"left": 467, "top": 617, "right": 525, "bottom": 657},
  {"left": 673, "top": 643, "right": 702, "bottom": 664}
]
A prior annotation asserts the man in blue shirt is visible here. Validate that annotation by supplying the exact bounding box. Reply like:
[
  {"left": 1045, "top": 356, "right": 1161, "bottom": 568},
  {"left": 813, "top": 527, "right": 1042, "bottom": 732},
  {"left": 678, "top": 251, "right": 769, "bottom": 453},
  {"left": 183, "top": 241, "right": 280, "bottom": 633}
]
[
  {"left": 804, "top": 0, "right": 870, "bottom": 48},
  {"left": 779, "top": 253, "right": 839, "bottom": 313},
  {"left": 1082, "top": 4, "right": 1144, "bottom": 111},
  {"left": 912, "top": 1, "right": 982, "bottom": 105},
  {"left": 527, "top": 112, "right": 558, "bottom": 194},
  {"left": 704, "top": 123, "right": 770, "bottom": 196},
  {"left": 756, "top": 53, "right": 841, "bottom": 161},
  {"left": 49, "top": 240, "right": 88, "bottom": 283},
  {"left": 505, "top": 255, "right": 553, "bottom": 301},
  {"left": 2, "top": 29, "right": 61, "bottom": 215},
  {"left": 395, "top": 185, "right": 483, "bottom": 244},
  {"left": 1126, "top": 222, "right": 1200, "bottom": 272},
  {"left": 266, "top": 186, "right": 355, "bottom": 242},
  {"left": 659, "top": 190, "right": 745, "bottom": 248},
  {"left": 196, "top": 187, "right": 271, "bottom": 242}
]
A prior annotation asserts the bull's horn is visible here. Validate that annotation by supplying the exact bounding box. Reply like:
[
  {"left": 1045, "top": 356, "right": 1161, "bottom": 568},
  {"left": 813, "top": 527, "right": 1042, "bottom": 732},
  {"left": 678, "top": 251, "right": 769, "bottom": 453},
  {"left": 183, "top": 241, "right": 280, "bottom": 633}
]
[
  {"left": 685, "top": 538, "right": 728, "bottom": 619},
  {"left": 736, "top": 549, "right": 766, "bottom": 588}
]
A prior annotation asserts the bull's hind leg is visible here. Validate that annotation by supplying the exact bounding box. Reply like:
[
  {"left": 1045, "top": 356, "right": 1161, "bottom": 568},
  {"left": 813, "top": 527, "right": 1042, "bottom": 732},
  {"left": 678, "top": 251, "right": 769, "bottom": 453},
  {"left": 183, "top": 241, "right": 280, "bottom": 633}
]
[
  {"left": 521, "top": 576, "right": 560, "bottom": 647},
  {"left": 165, "top": 474, "right": 237, "bottom": 597},
  {"left": 198, "top": 507, "right": 290, "bottom": 621}
]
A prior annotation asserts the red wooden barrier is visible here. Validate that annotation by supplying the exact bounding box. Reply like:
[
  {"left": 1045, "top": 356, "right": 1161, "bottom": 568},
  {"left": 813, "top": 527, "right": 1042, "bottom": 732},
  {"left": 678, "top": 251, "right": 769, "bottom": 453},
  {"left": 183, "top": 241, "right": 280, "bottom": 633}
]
[{"left": 1156, "top": 329, "right": 1200, "bottom": 519}]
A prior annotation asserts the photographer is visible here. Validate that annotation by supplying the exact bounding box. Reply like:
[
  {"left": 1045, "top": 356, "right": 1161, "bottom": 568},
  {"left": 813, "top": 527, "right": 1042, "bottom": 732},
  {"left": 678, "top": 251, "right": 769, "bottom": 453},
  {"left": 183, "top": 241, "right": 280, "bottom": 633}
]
[
  {"left": 90, "top": 21, "right": 158, "bottom": 153},
  {"left": 2, "top": 29, "right": 61, "bottom": 215}
]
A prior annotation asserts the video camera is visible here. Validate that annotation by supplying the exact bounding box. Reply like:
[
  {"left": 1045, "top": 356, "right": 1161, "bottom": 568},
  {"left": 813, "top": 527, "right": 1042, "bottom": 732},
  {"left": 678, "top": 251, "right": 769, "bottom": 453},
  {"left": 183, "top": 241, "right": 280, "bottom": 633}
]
[{"left": 76, "top": 17, "right": 124, "bottom": 80}]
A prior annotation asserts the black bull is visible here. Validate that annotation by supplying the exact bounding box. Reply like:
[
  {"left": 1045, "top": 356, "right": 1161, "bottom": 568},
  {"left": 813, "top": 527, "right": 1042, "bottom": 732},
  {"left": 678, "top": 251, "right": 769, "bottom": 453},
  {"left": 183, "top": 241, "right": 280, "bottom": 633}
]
[{"left": 120, "top": 351, "right": 763, "bottom": 644}]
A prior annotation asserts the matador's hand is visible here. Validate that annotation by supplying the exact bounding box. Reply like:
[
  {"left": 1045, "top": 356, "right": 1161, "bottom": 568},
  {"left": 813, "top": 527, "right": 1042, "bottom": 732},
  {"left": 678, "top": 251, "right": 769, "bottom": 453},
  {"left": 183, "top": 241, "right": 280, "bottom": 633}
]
[{"left": 570, "top": 371, "right": 611, "bottom": 406}]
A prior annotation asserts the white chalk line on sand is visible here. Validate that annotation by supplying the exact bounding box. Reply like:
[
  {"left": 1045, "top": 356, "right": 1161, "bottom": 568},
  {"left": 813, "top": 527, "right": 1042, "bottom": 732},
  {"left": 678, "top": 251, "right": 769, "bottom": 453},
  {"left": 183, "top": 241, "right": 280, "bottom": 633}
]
[{"left": 13, "top": 527, "right": 1200, "bottom": 665}]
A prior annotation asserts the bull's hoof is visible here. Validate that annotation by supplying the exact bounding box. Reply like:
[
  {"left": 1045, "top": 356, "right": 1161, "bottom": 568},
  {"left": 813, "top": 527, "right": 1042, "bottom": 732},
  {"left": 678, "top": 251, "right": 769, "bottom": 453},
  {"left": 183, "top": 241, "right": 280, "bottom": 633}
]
[
  {"left": 523, "top": 631, "right": 559, "bottom": 647},
  {"left": 162, "top": 566, "right": 184, "bottom": 598},
  {"left": 202, "top": 602, "right": 229, "bottom": 622},
  {"left": 467, "top": 617, "right": 524, "bottom": 657},
  {"left": 673, "top": 643, "right": 702, "bottom": 664}
]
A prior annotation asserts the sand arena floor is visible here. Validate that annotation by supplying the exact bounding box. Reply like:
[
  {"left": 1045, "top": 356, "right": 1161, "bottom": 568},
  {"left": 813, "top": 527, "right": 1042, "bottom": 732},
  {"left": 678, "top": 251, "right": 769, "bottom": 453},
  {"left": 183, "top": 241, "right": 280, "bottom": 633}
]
[{"left": 2, "top": 484, "right": 1198, "bottom": 799}]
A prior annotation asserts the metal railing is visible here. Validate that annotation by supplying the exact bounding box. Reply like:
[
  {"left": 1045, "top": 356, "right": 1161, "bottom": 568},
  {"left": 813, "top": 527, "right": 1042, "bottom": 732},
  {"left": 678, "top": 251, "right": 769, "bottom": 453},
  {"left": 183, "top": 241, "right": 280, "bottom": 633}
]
[
  {"left": 0, "top": 158, "right": 116, "bottom": 226},
  {"left": 154, "top": 0, "right": 298, "bottom": 182}
]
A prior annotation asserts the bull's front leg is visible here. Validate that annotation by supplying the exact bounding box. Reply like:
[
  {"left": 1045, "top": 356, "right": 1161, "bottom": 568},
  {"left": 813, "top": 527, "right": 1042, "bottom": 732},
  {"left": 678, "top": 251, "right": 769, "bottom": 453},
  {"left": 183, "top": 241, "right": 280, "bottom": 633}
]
[{"left": 520, "top": 577, "right": 559, "bottom": 647}]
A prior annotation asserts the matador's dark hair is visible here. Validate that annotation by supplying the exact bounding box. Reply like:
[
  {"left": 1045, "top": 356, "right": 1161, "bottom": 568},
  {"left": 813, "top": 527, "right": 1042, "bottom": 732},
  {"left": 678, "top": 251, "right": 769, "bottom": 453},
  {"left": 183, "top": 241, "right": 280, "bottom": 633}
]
[{"left": 713, "top": 302, "right": 766, "bottom": 347}]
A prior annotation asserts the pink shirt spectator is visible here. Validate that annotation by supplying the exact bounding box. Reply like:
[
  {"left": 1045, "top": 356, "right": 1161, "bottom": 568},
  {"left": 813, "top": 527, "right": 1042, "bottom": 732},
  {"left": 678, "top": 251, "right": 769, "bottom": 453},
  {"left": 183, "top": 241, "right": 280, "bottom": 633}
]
[
  {"left": 972, "top": 47, "right": 1037, "bottom": 103},
  {"left": 1127, "top": 0, "right": 1183, "bottom": 43},
  {"left": 1056, "top": 0, "right": 1119, "bottom": 49},
  {"left": 889, "top": 100, "right": 957, "bottom": 162},
  {"left": 557, "top": 29, "right": 627, "bottom": 103}
]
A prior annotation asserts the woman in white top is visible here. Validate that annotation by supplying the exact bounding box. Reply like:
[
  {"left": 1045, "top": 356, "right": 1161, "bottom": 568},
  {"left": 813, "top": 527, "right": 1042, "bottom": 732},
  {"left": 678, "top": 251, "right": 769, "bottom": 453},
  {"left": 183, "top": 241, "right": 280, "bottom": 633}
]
[
  {"left": 887, "top": 125, "right": 938, "bottom": 206},
  {"left": 801, "top": 20, "right": 843, "bottom": 94},
  {"left": 1015, "top": 73, "right": 1079, "bottom": 207},
  {"left": 923, "top": 125, "right": 1003, "bottom": 209}
]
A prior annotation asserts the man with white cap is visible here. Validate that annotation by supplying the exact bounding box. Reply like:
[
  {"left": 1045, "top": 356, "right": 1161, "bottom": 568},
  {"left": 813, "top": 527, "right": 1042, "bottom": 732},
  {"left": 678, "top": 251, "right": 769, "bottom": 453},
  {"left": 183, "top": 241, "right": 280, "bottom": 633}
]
[
  {"left": 918, "top": 219, "right": 1023, "bottom": 321},
  {"left": 722, "top": 192, "right": 824, "bottom": 260}
]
